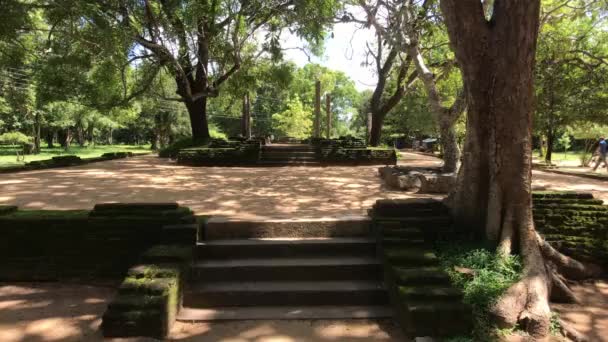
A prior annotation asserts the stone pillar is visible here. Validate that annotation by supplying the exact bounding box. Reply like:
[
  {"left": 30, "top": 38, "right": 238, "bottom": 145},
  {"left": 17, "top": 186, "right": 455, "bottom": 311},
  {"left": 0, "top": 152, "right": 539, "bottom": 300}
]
[
  {"left": 314, "top": 81, "right": 321, "bottom": 138},
  {"left": 326, "top": 94, "right": 331, "bottom": 139},
  {"left": 366, "top": 112, "right": 372, "bottom": 144},
  {"left": 241, "top": 94, "right": 251, "bottom": 139}
]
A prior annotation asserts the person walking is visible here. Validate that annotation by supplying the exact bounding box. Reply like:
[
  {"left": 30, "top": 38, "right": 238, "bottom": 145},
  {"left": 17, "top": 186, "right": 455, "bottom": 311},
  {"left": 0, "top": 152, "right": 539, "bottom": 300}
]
[{"left": 592, "top": 136, "right": 607, "bottom": 172}]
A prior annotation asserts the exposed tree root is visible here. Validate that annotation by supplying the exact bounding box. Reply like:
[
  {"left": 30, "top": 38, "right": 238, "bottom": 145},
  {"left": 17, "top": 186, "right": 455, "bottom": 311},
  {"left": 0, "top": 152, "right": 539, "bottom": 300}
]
[
  {"left": 492, "top": 221, "right": 552, "bottom": 339},
  {"left": 537, "top": 234, "right": 601, "bottom": 280},
  {"left": 559, "top": 319, "right": 588, "bottom": 342},
  {"left": 548, "top": 267, "right": 579, "bottom": 304}
]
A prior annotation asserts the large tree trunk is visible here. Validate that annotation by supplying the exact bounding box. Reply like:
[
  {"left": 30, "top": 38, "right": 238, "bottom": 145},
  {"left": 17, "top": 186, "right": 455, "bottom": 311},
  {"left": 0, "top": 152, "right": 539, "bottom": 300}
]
[
  {"left": 545, "top": 129, "right": 554, "bottom": 164},
  {"left": 369, "top": 112, "right": 384, "bottom": 147},
  {"left": 45, "top": 130, "right": 54, "bottom": 148},
  {"left": 186, "top": 97, "right": 211, "bottom": 142},
  {"left": 33, "top": 112, "right": 41, "bottom": 154},
  {"left": 441, "top": 0, "right": 551, "bottom": 338},
  {"left": 439, "top": 120, "right": 460, "bottom": 173}
]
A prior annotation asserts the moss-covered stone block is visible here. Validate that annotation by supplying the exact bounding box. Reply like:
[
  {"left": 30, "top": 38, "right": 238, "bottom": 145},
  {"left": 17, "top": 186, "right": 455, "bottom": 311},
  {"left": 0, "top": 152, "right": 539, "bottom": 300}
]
[
  {"left": 161, "top": 224, "right": 199, "bottom": 244},
  {"left": 102, "top": 309, "right": 167, "bottom": 338},
  {"left": 0, "top": 205, "right": 18, "bottom": 216},
  {"left": 176, "top": 142, "right": 261, "bottom": 166},
  {"left": 384, "top": 247, "right": 439, "bottom": 266},
  {"left": 319, "top": 147, "right": 397, "bottom": 165},
  {"left": 127, "top": 264, "right": 182, "bottom": 279},
  {"left": 532, "top": 191, "right": 595, "bottom": 199},
  {"left": 140, "top": 245, "right": 193, "bottom": 264}
]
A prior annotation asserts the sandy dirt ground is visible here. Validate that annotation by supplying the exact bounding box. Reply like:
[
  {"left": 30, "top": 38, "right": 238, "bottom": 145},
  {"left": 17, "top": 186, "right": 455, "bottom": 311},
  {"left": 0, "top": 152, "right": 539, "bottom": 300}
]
[
  {"left": 0, "top": 154, "right": 430, "bottom": 220},
  {"left": 552, "top": 280, "right": 608, "bottom": 342},
  {"left": 0, "top": 283, "right": 405, "bottom": 342},
  {"left": 1, "top": 153, "right": 607, "bottom": 341},
  {"left": 2, "top": 152, "right": 604, "bottom": 219}
]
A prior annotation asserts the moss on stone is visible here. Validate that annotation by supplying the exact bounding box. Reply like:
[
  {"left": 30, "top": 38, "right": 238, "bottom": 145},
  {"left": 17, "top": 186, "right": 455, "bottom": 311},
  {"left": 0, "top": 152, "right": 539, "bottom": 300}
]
[
  {"left": 118, "top": 277, "right": 177, "bottom": 296},
  {"left": 140, "top": 245, "right": 193, "bottom": 264},
  {"left": 127, "top": 264, "right": 181, "bottom": 279},
  {"left": 532, "top": 191, "right": 595, "bottom": 199},
  {"left": 384, "top": 248, "right": 439, "bottom": 265},
  {"left": 0, "top": 209, "right": 90, "bottom": 220},
  {"left": 0, "top": 206, "right": 18, "bottom": 216}
]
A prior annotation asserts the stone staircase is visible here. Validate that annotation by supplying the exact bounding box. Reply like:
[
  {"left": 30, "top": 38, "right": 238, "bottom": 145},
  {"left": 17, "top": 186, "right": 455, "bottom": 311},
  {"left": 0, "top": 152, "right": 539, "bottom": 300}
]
[
  {"left": 371, "top": 199, "right": 472, "bottom": 337},
  {"left": 177, "top": 217, "right": 392, "bottom": 321},
  {"left": 258, "top": 144, "right": 320, "bottom": 166}
]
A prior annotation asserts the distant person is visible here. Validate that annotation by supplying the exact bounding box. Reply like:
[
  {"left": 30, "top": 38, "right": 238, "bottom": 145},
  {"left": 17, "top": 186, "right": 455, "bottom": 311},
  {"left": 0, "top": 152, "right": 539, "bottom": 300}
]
[{"left": 592, "top": 136, "right": 607, "bottom": 172}]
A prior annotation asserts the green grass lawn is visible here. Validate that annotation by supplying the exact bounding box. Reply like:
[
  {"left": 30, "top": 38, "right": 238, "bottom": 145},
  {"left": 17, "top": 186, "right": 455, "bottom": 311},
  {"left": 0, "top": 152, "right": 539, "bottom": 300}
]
[
  {"left": 533, "top": 150, "right": 588, "bottom": 163},
  {"left": 0, "top": 144, "right": 151, "bottom": 168}
]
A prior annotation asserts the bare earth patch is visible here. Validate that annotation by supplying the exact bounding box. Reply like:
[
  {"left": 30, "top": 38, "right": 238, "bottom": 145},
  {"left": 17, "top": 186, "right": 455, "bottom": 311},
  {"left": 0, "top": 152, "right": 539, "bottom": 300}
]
[{"left": 0, "top": 283, "right": 404, "bottom": 342}]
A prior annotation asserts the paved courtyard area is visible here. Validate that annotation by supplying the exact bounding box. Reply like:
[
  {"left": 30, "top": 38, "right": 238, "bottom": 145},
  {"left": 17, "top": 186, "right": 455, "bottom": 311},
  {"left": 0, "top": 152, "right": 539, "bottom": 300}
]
[{"left": 1, "top": 153, "right": 606, "bottom": 220}]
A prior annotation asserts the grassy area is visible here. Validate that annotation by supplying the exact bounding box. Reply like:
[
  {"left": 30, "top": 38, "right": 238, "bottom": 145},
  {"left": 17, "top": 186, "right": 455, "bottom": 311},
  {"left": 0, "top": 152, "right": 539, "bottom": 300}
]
[
  {"left": 533, "top": 150, "right": 587, "bottom": 163},
  {"left": 0, "top": 144, "right": 151, "bottom": 168}
]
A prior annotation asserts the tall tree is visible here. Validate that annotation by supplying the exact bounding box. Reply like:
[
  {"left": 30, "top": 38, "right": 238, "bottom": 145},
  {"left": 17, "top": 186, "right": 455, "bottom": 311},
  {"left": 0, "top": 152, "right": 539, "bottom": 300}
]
[
  {"left": 534, "top": 0, "right": 608, "bottom": 163},
  {"left": 440, "top": 0, "right": 552, "bottom": 337},
  {"left": 44, "top": 0, "right": 339, "bottom": 141},
  {"left": 356, "top": 0, "right": 466, "bottom": 169}
]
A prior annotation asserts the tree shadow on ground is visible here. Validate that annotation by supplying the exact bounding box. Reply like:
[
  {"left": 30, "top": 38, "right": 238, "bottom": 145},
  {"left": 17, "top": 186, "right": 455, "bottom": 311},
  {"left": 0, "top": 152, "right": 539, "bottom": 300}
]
[
  {"left": 552, "top": 280, "right": 608, "bottom": 342},
  {"left": 0, "top": 155, "right": 434, "bottom": 220},
  {"left": 0, "top": 282, "right": 114, "bottom": 342}
]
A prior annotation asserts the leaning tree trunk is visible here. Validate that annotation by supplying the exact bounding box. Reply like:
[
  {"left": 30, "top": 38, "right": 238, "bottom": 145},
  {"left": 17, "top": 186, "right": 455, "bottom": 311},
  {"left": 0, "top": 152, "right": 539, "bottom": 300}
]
[
  {"left": 186, "top": 97, "right": 211, "bottom": 142},
  {"left": 405, "top": 41, "right": 465, "bottom": 173},
  {"left": 441, "top": 0, "right": 551, "bottom": 338},
  {"left": 368, "top": 112, "right": 384, "bottom": 147}
]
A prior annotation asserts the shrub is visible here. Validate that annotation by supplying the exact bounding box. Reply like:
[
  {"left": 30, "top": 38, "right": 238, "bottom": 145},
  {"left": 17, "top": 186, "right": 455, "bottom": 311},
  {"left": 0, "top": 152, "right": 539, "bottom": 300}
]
[
  {"left": 437, "top": 243, "right": 523, "bottom": 341},
  {"left": 0, "top": 131, "right": 31, "bottom": 145}
]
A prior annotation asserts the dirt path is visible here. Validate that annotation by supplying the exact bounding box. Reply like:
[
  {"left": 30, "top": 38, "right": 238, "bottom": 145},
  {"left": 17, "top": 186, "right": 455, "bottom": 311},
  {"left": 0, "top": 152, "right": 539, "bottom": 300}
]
[{"left": 0, "top": 283, "right": 405, "bottom": 342}]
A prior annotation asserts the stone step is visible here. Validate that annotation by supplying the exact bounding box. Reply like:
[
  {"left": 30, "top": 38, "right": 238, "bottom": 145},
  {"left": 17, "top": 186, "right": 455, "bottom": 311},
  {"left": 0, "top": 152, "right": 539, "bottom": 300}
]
[
  {"left": 204, "top": 217, "right": 371, "bottom": 240},
  {"left": 381, "top": 237, "right": 426, "bottom": 247},
  {"left": 184, "top": 281, "right": 389, "bottom": 307},
  {"left": 262, "top": 145, "right": 315, "bottom": 152},
  {"left": 381, "top": 227, "right": 425, "bottom": 239},
  {"left": 372, "top": 199, "right": 448, "bottom": 217},
  {"left": 383, "top": 248, "right": 440, "bottom": 266},
  {"left": 405, "top": 301, "right": 472, "bottom": 337},
  {"left": 177, "top": 305, "right": 393, "bottom": 321},
  {"left": 196, "top": 237, "right": 377, "bottom": 259},
  {"left": 190, "top": 257, "right": 382, "bottom": 282},
  {"left": 391, "top": 267, "right": 452, "bottom": 286},
  {"left": 261, "top": 151, "right": 317, "bottom": 156},
  {"left": 374, "top": 216, "right": 452, "bottom": 227},
  {"left": 256, "top": 161, "right": 322, "bottom": 166},
  {"left": 397, "top": 286, "right": 462, "bottom": 301},
  {"left": 260, "top": 157, "right": 320, "bottom": 163}
]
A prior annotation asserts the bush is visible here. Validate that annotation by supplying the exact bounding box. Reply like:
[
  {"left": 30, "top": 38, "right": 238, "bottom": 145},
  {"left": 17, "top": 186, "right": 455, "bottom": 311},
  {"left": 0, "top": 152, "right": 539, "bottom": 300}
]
[
  {"left": 437, "top": 243, "right": 523, "bottom": 341},
  {"left": 0, "top": 131, "right": 31, "bottom": 145}
]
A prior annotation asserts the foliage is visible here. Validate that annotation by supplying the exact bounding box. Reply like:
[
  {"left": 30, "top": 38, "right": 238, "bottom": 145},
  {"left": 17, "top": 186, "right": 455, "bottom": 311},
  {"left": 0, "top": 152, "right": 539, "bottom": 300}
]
[
  {"left": 534, "top": 0, "right": 608, "bottom": 160},
  {"left": 272, "top": 97, "right": 313, "bottom": 139},
  {"left": 0, "top": 131, "right": 31, "bottom": 145},
  {"left": 438, "top": 243, "right": 523, "bottom": 341}
]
